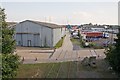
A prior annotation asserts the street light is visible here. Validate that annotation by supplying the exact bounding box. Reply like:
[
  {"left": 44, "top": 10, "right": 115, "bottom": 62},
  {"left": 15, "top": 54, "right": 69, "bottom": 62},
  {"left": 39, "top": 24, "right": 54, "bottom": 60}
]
[
  {"left": 104, "top": 26, "right": 108, "bottom": 47},
  {"left": 111, "top": 26, "right": 113, "bottom": 45}
]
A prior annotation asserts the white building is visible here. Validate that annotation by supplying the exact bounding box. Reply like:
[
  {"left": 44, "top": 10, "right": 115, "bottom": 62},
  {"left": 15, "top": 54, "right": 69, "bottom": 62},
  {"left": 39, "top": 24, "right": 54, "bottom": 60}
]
[
  {"left": 91, "top": 28, "right": 105, "bottom": 32},
  {"left": 14, "top": 20, "right": 66, "bottom": 48}
]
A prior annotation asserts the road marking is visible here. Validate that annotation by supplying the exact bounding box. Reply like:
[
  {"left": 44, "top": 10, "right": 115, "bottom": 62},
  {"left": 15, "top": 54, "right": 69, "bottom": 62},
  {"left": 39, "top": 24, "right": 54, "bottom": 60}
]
[{"left": 89, "top": 49, "right": 97, "bottom": 57}]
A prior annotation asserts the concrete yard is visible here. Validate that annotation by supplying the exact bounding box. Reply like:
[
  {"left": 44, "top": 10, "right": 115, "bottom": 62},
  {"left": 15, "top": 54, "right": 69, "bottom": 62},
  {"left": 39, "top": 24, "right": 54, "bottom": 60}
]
[
  {"left": 15, "top": 32, "right": 118, "bottom": 78},
  {"left": 16, "top": 32, "right": 106, "bottom": 64}
]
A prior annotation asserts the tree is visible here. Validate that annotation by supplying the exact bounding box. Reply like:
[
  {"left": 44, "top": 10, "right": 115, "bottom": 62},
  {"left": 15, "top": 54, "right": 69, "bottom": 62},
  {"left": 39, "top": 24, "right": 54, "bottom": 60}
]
[
  {"left": 105, "top": 28, "right": 120, "bottom": 74},
  {"left": 89, "top": 23, "right": 92, "bottom": 25},
  {"left": 77, "top": 30, "right": 80, "bottom": 38},
  {"left": 0, "top": 7, "right": 20, "bottom": 78}
]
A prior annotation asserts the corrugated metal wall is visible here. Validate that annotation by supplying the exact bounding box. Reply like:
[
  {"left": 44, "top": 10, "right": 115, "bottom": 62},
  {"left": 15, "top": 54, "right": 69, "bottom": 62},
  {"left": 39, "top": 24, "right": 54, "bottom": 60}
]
[
  {"left": 15, "top": 21, "right": 53, "bottom": 47},
  {"left": 53, "top": 27, "right": 66, "bottom": 46}
]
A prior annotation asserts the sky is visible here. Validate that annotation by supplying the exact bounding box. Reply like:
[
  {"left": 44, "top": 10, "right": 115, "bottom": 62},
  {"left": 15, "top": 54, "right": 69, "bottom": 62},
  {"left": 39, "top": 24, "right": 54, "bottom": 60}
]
[{"left": 1, "top": 1, "right": 119, "bottom": 25}]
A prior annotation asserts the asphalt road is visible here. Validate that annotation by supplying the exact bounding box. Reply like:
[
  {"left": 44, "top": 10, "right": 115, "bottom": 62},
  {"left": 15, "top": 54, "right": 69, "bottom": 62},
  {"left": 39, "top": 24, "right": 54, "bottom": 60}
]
[{"left": 73, "top": 44, "right": 81, "bottom": 50}]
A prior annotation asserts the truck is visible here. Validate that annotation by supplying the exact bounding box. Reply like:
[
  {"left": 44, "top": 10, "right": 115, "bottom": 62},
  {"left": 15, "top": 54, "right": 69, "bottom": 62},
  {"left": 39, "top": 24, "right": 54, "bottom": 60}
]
[{"left": 103, "top": 32, "right": 109, "bottom": 38}]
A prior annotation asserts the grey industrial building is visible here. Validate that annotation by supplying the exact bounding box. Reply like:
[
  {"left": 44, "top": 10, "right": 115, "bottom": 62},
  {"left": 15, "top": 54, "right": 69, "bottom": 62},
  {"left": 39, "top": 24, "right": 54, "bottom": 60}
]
[{"left": 14, "top": 20, "right": 66, "bottom": 48}]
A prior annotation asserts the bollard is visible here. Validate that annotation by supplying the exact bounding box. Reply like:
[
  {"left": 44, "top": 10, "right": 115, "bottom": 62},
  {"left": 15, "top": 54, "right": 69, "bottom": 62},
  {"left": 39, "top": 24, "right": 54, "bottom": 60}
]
[
  {"left": 21, "top": 57, "right": 24, "bottom": 63},
  {"left": 35, "top": 57, "right": 37, "bottom": 61},
  {"left": 22, "top": 57, "right": 24, "bottom": 61},
  {"left": 54, "top": 48, "right": 56, "bottom": 52},
  {"left": 98, "top": 55, "right": 100, "bottom": 57}
]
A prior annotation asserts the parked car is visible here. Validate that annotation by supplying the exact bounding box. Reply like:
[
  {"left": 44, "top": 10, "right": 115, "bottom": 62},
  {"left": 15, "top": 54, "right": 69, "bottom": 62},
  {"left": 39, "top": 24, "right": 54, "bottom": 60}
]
[
  {"left": 103, "top": 41, "right": 116, "bottom": 47},
  {"left": 85, "top": 42, "right": 89, "bottom": 47},
  {"left": 73, "top": 36, "right": 79, "bottom": 39},
  {"left": 72, "top": 32, "right": 78, "bottom": 36}
]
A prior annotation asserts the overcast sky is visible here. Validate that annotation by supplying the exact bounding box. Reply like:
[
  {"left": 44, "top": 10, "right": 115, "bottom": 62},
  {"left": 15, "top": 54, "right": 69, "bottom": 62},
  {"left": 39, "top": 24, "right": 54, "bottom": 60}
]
[{"left": 1, "top": 1, "right": 118, "bottom": 25}]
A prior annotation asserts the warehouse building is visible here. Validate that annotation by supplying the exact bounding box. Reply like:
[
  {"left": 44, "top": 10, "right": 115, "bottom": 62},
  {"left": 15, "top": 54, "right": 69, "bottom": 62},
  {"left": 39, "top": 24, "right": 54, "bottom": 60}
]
[
  {"left": 81, "top": 31, "right": 103, "bottom": 42},
  {"left": 14, "top": 20, "right": 65, "bottom": 48}
]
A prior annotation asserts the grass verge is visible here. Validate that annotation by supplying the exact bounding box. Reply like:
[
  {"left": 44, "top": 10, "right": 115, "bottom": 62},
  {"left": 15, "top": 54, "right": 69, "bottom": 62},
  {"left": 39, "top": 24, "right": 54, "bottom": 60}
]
[
  {"left": 16, "top": 60, "right": 118, "bottom": 78},
  {"left": 70, "top": 38, "right": 84, "bottom": 48},
  {"left": 54, "top": 35, "right": 66, "bottom": 49}
]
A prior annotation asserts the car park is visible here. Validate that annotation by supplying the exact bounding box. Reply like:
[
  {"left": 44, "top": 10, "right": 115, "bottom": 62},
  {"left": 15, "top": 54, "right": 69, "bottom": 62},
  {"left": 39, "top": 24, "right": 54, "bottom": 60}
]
[{"left": 103, "top": 41, "right": 116, "bottom": 47}]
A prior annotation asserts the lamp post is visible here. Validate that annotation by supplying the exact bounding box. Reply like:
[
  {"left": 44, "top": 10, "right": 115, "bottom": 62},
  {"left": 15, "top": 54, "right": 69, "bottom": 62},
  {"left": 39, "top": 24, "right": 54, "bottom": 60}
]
[
  {"left": 104, "top": 26, "right": 108, "bottom": 47},
  {"left": 111, "top": 26, "right": 113, "bottom": 45}
]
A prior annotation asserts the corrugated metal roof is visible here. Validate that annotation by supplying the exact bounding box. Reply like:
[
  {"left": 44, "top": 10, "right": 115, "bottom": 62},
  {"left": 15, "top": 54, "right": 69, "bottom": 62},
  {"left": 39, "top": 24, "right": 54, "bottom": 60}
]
[{"left": 20, "top": 20, "right": 63, "bottom": 29}]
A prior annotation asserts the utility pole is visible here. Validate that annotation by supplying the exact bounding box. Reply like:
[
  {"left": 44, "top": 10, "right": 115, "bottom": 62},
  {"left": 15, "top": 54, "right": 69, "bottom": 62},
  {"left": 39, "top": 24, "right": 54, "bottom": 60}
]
[
  {"left": 111, "top": 26, "right": 113, "bottom": 45},
  {"left": 44, "top": 17, "right": 47, "bottom": 22},
  {"left": 66, "top": 17, "right": 69, "bottom": 24},
  {"left": 49, "top": 16, "right": 51, "bottom": 22},
  {"left": 104, "top": 26, "right": 108, "bottom": 47}
]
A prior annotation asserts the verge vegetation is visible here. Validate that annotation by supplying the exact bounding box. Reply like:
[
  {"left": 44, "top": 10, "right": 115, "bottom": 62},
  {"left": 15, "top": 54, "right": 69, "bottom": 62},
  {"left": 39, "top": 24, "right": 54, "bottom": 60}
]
[{"left": 54, "top": 35, "right": 66, "bottom": 49}]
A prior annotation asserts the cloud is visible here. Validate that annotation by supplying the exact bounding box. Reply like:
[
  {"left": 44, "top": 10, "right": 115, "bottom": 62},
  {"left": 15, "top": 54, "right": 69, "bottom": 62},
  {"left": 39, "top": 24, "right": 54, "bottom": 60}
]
[
  {"left": 70, "top": 10, "right": 117, "bottom": 25},
  {"left": 73, "top": 11, "right": 92, "bottom": 18},
  {"left": 68, "top": 11, "right": 93, "bottom": 24}
]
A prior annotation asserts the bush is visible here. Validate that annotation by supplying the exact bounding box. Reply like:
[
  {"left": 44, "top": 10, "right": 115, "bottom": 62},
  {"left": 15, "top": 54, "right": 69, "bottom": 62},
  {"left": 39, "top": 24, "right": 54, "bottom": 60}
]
[{"left": 89, "top": 43, "right": 95, "bottom": 47}]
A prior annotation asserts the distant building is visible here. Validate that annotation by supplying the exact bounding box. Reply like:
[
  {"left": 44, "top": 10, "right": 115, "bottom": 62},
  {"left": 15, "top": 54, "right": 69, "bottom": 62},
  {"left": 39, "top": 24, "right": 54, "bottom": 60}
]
[
  {"left": 81, "top": 32, "right": 103, "bottom": 42},
  {"left": 91, "top": 28, "right": 105, "bottom": 32},
  {"left": 14, "top": 20, "right": 66, "bottom": 47}
]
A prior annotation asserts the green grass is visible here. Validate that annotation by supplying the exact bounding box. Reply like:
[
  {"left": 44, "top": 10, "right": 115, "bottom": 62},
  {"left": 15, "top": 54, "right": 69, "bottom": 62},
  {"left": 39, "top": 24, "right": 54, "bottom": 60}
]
[
  {"left": 57, "top": 62, "right": 70, "bottom": 78},
  {"left": 0, "top": 54, "right": 1, "bottom": 64},
  {"left": 68, "top": 61, "right": 77, "bottom": 78},
  {"left": 70, "top": 38, "right": 84, "bottom": 48},
  {"left": 40, "top": 63, "right": 53, "bottom": 78},
  {"left": 46, "top": 63, "right": 61, "bottom": 78},
  {"left": 16, "top": 63, "right": 53, "bottom": 78},
  {"left": 16, "top": 62, "right": 70, "bottom": 78},
  {"left": 54, "top": 35, "right": 66, "bottom": 49},
  {"left": 0, "top": 54, "right": 1, "bottom": 78},
  {"left": 70, "top": 38, "right": 80, "bottom": 44},
  {"left": 16, "top": 60, "right": 118, "bottom": 78}
]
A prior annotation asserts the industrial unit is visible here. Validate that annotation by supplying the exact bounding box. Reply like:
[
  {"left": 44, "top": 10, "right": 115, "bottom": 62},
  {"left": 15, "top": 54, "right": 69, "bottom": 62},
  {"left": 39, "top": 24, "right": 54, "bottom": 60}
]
[{"left": 14, "top": 20, "right": 66, "bottom": 48}]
